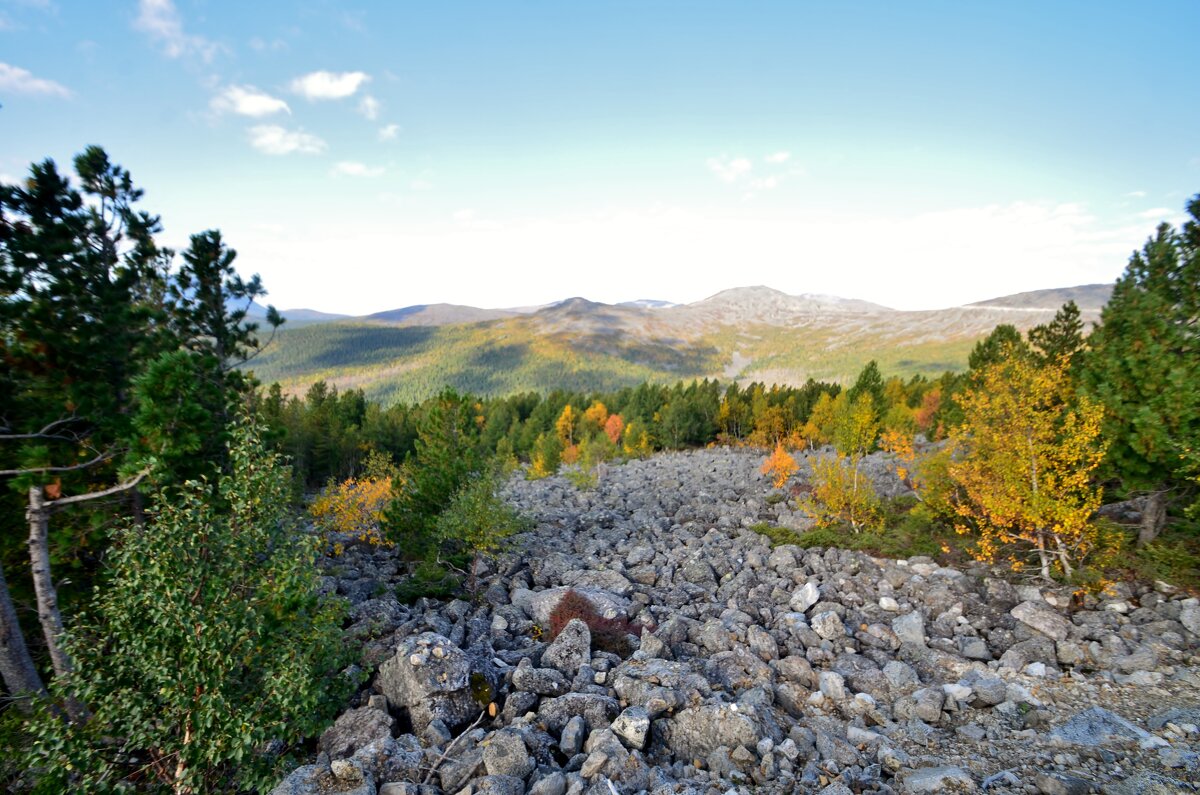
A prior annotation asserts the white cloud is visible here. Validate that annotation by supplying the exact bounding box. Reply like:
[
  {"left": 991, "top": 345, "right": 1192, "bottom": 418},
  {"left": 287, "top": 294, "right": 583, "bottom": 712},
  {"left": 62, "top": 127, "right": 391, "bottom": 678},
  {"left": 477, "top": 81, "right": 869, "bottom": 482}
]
[
  {"left": 707, "top": 155, "right": 752, "bottom": 183},
  {"left": 211, "top": 85, "right": 290, "bottom": 117},
  {"left": 765, "top": 151, "right": 791, "bottom": 164},
  {"left": 378, "top": 123, "right": 401, "bottom": 141},
  {"left": 331, "top": 161, "right": 384, "bottom": 177},
  {"left": 0, "top": 62, "right": 70, "bottom": 97},
  {"left": 1136, "top": 207, "right": 1173, "bottom": 220},
  {"left": 358, "top": 94, "right": 381, "bottom": 120},
  {"left": 1125, "top": 190, "right": 1147, "bottom": 198},
  {"left": 248, "top": 125, "right": 326, "bottom": 155},
  {"left": 290, "top": 70, "right": 370, "bottom": 100},
  {"left": 134, "top": 0, "right": 221, "bottom": 62}
]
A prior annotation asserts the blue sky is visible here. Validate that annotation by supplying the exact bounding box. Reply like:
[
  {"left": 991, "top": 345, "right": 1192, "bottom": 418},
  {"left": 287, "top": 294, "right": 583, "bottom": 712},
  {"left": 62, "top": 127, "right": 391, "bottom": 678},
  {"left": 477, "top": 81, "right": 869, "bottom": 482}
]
[{"left": 3, "top": 1, "right": 1198, "bottom": 314}]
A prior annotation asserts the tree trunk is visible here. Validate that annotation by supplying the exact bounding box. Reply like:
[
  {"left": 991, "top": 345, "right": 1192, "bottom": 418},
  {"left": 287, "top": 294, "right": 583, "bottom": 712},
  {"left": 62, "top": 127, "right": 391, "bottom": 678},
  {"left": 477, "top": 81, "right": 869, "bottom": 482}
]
[
  {"left": 1036, "top": 531, "right": 1051, "bottom": 580},
  {"left": 27, "top": 485, "right": 74, "bottom": 681},
  {"left": 1138, "top": 490, "right": 1168, "bottom": 546},
  {"left": 0, "top": 559, "right": 46, "bottom": 710}
]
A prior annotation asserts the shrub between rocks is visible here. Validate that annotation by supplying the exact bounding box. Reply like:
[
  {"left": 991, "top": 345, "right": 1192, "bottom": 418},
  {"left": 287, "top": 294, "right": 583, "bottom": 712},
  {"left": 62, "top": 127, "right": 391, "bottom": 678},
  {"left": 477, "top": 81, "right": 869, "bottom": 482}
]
[{"left": 547, "top": 589, "right": 644, "bottom": 657}]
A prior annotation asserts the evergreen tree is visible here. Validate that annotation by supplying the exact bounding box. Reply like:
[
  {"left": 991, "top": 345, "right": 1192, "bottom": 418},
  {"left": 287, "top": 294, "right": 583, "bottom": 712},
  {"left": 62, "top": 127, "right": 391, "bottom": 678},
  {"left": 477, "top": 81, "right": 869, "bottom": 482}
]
[
  {"left": 384, "top": 389, "right": 482, "bottom": 558},
  {"left": 1081, "top": 196, "right": 1200, "bottom": 543},
  {"left": 1028, "top": 300, "right": 1086, "bottom": 368},
  {"left": 967, "top": 324, "right": 1028, "bottom": 373}
]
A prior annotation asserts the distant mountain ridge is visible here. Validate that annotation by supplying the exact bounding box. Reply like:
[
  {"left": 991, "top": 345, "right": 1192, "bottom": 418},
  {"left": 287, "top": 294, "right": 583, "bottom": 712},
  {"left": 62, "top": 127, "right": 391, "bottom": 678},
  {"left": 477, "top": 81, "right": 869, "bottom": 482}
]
[{"left": 248, "top": 282, "right": 1111, "bottom": 405}]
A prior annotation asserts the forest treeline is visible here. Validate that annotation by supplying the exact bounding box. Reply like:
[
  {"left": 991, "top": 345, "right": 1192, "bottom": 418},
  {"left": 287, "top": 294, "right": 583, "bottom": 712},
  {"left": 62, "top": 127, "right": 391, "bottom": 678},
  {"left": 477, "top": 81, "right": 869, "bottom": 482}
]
[{"left": 1, "top": 148, "right": 1197, "bottom": 792}]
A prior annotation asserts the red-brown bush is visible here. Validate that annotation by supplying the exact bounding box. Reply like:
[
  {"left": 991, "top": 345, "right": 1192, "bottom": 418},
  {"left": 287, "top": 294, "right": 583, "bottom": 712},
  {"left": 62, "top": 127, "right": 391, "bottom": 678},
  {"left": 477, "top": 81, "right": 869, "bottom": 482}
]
[{"left": 546, "top": 589, "right": 650, "bottom": 657}]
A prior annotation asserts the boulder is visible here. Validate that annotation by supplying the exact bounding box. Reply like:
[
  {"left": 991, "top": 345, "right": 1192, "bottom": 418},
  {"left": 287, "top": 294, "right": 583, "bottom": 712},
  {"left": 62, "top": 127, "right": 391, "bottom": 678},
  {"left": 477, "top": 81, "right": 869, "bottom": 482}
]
[{"left": 318, "top": 706, "right": 394, "bottom": 760}]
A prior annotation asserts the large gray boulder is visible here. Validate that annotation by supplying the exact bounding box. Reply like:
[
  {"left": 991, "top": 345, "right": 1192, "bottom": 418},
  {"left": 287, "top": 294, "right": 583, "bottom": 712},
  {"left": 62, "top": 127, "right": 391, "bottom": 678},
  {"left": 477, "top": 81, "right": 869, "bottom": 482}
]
[
  {"left": 541, "top": 618, "right": 590, "bottom": 676},
  {"left": 661, "top": 703, "right": 771, "bottom": 760},
  {"left": 377, "top": 632, "right": 480, "bottom": 731},
  {"left": 1011, "top": 601, "right": 1073, "bottom": 641}
]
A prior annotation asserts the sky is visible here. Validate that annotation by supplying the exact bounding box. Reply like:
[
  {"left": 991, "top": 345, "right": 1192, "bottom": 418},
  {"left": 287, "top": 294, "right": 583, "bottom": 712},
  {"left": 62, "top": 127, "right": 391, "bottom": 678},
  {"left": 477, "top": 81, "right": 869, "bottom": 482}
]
[{"left": 2, "top": 1, "right": 1198, "bottom": 315}]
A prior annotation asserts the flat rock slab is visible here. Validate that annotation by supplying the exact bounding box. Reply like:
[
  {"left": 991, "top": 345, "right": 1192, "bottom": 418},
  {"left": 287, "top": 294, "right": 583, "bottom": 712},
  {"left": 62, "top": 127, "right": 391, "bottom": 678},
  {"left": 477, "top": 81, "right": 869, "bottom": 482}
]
[
  {"left": 902, "top": 766, "right": 977, "bottom": 793},
  {"left": 1050, "top": 707, "right": 1167, "bottom": 749},
  {"left": 1011, "top": 601, "right": 1073, "bottom": 641}
]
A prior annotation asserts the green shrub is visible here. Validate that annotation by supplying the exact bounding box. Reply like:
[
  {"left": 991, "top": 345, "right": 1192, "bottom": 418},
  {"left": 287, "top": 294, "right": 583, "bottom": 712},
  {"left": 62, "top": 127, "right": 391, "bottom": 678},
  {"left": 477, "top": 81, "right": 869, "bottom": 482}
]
[
  {"left": 25, "top": 416, "right": 356, "bottom": 794},
  {"left": 396, "top": 560, "right": 462, "bottom": 604},
  {"left": 435, "top": 469, "right": 528, "bottom": 594}
]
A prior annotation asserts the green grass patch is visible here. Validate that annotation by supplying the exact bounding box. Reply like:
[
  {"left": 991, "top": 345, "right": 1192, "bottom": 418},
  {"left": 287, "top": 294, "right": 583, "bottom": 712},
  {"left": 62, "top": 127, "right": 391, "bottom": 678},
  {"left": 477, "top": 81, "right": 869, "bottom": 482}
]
[{"left": 749, "top": 496, "right": 967, "bottom": 563}]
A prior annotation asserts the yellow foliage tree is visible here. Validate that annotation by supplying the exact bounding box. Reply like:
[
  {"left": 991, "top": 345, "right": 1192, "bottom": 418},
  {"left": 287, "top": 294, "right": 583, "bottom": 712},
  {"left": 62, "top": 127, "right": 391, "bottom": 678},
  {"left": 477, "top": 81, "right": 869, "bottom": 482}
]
[
  {"left": 805, "top": 453, "right": 884, "bottom": 532},
  {"left": 555, "top": 404, "right": 578, "bottom": 447},
  {"left": 623, "top": 420, "right": 653, "bottom": 459},
  {"left": 804, "top": 394, "right": 882, "bottom": 533},
  {"left": 948, "top": 354, "right": 1108, "bottom": 580},
  {"left": 583, "top": 400, "right": 609, "bottom": 432},
  {"left": 761, "top": 442, "right": 799, "bottom": 488},
  {"left": 801, "top": 392, "right": 837, "bottom": 447},
  {"left": 309, "top": 475, "right": 395, "bottom": 548},
  {"left": 880, "top": 429, "right": 957, "bottom": 521}
]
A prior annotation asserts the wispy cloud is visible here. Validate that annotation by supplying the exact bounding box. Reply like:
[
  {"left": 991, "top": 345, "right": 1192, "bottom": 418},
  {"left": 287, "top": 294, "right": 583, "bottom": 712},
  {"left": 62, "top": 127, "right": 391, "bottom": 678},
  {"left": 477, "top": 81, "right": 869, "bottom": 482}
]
[
  {"left": 1136, "top": 207, "right": 1173, "bottom": 220},
  {"left": 211, "top": 85, "right": 289, "bottom": 117},
  {"left": 331, "top": 161, "right": 384, "bottom": 178},
  {"left": 248, "top": 36, "right": 288, "bottom": 53},
  {"left": 765, "top": 151, "right": 791, "bottom": 164},
  {"left": 134, "top": 0, "right": 222, "bottom": 62},
  {"left": 290, "top": 70, "right": 369, "bottom": 100},
  {"left": 248, "top": 125, "right": 326, "bottom": 155},
  {"left": 706, "top": 155, "right": 752, "bottom": 183},
  {"left": 378, "top": 123, "right": 400, "bottom": 141},
  {"left": 0, "top": 62, "right": 70, "bottom": 97},
  {"left": 1125, "top": 190, "right": 1147, "bottom": 198},
  {"left": 358, "top": 95, "right": 381, "bottom": 120}
]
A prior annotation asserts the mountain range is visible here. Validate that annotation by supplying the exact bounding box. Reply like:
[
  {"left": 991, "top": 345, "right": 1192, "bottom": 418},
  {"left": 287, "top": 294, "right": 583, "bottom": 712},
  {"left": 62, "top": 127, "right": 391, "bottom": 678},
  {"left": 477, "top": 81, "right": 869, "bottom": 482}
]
[{"left": 247, "top": 284, "right": 1111, "bottom": 405}]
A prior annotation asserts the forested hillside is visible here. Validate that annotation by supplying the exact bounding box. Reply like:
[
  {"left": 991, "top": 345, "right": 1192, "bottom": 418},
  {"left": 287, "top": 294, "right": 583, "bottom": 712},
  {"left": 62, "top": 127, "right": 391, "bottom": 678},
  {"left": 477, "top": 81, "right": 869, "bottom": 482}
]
[{"left": 249, "top": 286, "right": 1105, "bottom": 405}]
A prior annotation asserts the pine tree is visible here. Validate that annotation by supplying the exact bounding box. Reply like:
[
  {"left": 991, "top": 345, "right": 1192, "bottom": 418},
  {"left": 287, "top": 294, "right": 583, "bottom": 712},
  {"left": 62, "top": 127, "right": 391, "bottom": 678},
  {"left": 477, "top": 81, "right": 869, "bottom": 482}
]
[{"left": 1081, "top": 196, "right": 1200, "bottom": 543}]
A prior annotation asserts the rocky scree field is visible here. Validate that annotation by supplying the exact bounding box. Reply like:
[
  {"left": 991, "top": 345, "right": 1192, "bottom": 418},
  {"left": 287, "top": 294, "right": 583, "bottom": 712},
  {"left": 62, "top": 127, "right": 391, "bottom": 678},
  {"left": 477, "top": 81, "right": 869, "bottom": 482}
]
[{"left": 272, "top": 448, "right": 1200, "bottom": 795}]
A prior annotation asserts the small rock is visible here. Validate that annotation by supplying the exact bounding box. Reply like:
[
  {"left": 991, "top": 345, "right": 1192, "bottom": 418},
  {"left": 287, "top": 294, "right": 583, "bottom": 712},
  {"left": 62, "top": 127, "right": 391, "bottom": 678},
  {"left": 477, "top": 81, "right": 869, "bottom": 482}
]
[
  {"left": 811, "top": 611, "right": 846, "bottom": 640},
  {"left": 483, "top": 729, "right": 535, "bottom": 780},
  {"left": 1035, "top": 772, "right": 1093, "bottom": 795},
  {"left": 611, "top": 706, "right": 651, "bottom": 750}
]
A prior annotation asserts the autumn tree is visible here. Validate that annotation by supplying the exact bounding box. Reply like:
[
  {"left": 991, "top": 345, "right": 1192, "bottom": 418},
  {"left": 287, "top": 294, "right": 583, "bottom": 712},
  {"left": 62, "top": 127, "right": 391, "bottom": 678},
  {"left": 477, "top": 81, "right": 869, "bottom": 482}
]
[
  {"left": 1081, "top": 197, "right": 1200, "bottom": 544},
  {"left": 805, "top": 393, "right": 883, "bottom": 532},
  {"left": 801, "top": 392, "right": 836, "bottom": 447},
  {"left": 583, "top": 400, "right": 609, "bottom": 433},
  {"left": 761, "top": 443, "right": 799, "bottom": 488},
  {"left": 555, "top": 403, "right": 578, "bottom": 447},
  {"left": 950, "top": 352, "right": 1107, "bottom": 579},
  {"left": 603, "top": 413, "right": 625, "bottom": 445}
]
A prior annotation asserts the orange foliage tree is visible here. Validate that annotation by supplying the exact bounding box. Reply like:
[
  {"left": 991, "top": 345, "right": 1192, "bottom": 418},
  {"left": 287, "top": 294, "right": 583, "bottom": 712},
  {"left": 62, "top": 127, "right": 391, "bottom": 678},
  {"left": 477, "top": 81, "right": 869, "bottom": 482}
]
[
  {"left": 603, "top": 413, "right": 625, "bottom": 445},
  {"left": 761, "top": 442, "right": 799, "bottom": 488}
]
